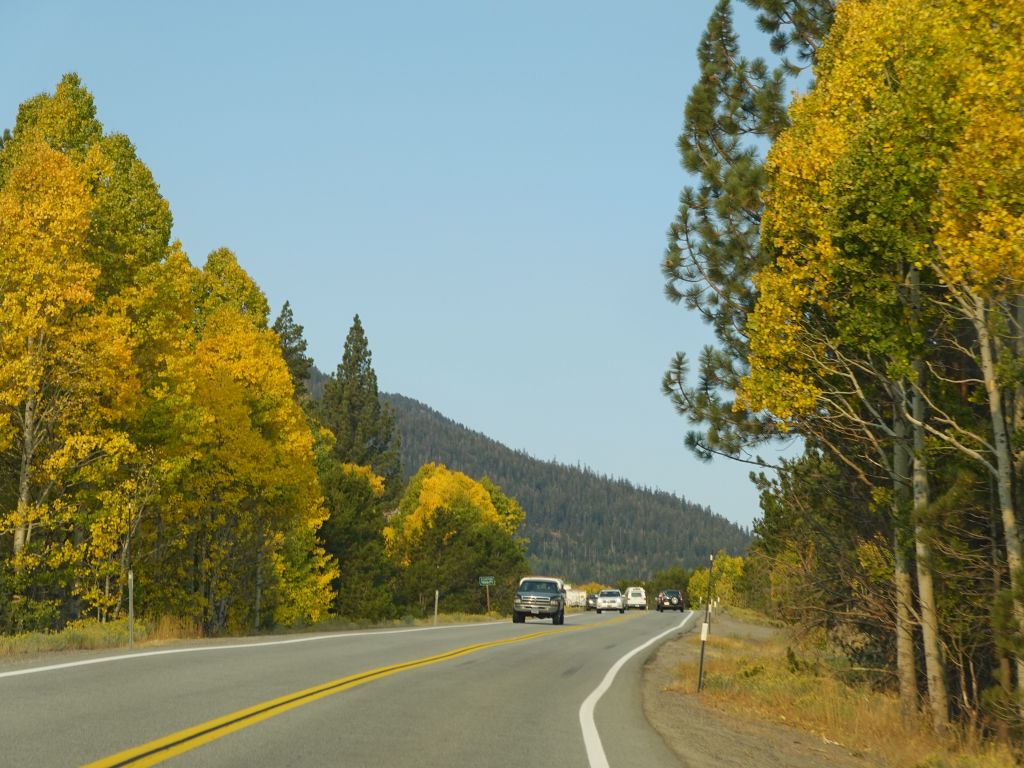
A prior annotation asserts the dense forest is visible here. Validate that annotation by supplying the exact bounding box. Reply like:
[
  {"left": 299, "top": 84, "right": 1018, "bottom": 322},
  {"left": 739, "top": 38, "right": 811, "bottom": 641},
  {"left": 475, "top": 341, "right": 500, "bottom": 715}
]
[{"left": 381, "top": 393, "right": 750, "bottom": 582}]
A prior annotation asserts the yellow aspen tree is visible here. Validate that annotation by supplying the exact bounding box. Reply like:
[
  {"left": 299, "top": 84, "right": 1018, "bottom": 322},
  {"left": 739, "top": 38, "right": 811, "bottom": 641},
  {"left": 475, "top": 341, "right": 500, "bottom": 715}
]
[
  {"left": 173, "top": 251, "right": 332, "bottom": 632},
  {"left": 738, "top": 0, "right": 985, "bottom": 728},
  {"left": 0, "top": 140, "right": 135, "bottom": 582}
]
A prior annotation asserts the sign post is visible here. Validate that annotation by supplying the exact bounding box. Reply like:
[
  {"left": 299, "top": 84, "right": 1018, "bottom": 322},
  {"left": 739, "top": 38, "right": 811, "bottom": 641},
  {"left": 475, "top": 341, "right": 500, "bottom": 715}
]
[{"left": 479, "top": 576, "right": 495, "bottom": 614}]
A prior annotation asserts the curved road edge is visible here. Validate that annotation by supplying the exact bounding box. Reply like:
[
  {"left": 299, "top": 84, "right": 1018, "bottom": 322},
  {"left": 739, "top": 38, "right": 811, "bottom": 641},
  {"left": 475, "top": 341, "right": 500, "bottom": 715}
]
[{"left": 578, "top": 610, "right": 697, "bottom": 768}]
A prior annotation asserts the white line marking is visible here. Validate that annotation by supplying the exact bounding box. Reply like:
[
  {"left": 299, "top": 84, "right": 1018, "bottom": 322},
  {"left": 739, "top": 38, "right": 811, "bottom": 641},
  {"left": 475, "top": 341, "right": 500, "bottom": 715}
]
[
  {"left": 0, "top": 621, "right": 505, "bottom": 679},
  {"left": 578, "top": 611, "right": 696, "bottom": 768}
]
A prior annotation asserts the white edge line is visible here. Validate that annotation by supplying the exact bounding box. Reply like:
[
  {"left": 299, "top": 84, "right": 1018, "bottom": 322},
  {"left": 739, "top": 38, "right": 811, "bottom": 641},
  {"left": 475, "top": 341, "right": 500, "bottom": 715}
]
[
  {"left": 0, "top": 620, "right": 506, "bottom": 679},
  {"left": 578, "top": 611, "right": 696, "bottom": 768}
]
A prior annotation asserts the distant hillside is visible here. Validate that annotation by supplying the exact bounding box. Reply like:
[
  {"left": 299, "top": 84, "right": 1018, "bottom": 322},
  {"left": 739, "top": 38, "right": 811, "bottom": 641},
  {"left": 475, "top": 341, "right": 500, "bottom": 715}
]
[{"left": 383, "top": 393, "right": 751, "bottom": 583}]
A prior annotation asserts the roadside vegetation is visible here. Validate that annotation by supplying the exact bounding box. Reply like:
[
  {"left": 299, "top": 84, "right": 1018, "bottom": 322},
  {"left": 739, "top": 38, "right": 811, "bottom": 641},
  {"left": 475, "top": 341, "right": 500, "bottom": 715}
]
[
  {"left": 663, "top": 0, "right": 1024, "bottom": 752},
  {"left": 668, "top": 610, "right": 1018, "bottom": 768},
  {"left": 0, "top": 611, "right": 508, "bottom": 658}
]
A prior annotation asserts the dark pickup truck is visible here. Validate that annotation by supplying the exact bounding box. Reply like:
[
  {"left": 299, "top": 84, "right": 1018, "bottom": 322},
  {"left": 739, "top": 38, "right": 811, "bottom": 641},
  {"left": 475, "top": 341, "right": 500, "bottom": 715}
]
[{"left": 512, "top": 576, "right": 565, "bottom": 625}]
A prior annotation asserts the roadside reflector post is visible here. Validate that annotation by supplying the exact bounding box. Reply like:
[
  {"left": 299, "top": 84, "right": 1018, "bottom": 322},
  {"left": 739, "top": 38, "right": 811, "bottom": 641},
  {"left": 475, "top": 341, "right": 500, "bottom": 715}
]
[
  {"left": 434, "top": 589, "right": 439, "bottom": 626},
  {"left": 697, "top": 554, "right": 715, "bottom": 692}
]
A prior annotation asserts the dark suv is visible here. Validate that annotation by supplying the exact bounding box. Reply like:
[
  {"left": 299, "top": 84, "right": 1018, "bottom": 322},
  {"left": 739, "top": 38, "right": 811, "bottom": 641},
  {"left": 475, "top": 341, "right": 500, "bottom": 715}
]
[{"left": 656, "top": 589, "right": 685, "bottom": 612}]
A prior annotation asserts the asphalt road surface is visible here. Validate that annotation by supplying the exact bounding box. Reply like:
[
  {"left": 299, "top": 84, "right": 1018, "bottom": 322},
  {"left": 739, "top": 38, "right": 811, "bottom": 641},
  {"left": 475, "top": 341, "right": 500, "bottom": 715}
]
[{"left": 1, "top": 609, "right": 696, "bottom": 767}]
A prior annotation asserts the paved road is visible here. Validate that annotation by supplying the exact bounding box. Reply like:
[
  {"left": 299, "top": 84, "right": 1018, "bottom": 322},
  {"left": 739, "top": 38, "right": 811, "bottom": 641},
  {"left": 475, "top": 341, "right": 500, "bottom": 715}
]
[{"left": 1, "top": 609, "right": 696, "bottom": 767}]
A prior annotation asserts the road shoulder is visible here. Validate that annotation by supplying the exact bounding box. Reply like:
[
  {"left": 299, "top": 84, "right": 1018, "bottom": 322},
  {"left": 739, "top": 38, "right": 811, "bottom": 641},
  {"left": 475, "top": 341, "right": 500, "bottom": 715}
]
[{"left": 641, "top": 612, "right": 877, "bottom": 768}]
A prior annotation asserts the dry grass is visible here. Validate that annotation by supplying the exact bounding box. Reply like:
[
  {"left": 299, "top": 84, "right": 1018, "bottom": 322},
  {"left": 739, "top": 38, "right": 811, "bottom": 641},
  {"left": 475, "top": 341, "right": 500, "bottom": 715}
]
[
  {"left": 668, "top": 625, "right": 1019, "bottom": 768},
  {"left": 145, "top": 615, "right": 203, "bottom": 643},
  {"left": 0, "top": 618, "right": 140, "bottom": 655},
  {"left": 0, "top": 611, "right": 507, "bottom": 657}
]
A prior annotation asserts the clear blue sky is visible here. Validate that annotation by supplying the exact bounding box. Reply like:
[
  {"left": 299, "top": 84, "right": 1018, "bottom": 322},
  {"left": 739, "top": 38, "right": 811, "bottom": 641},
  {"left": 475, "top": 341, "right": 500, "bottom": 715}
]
[{"left": 3, "top": 0, "right": 797, "bottom": 530}]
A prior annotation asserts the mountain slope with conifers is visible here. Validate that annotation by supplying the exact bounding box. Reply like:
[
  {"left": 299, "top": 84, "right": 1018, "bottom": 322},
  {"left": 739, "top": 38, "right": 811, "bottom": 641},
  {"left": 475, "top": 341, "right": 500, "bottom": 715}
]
[{"left": 383, "top": 393, "right": 750, "bottom": 582}]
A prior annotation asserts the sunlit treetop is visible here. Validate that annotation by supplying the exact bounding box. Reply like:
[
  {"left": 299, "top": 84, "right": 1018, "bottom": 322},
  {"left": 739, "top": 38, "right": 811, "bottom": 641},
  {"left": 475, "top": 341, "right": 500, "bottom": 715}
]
[
  {"left": 739, "top": 0, "right": 1006, "bottom": 421},
  {"left": 0, "top": 73, "right": 172, "bottom": 297}
]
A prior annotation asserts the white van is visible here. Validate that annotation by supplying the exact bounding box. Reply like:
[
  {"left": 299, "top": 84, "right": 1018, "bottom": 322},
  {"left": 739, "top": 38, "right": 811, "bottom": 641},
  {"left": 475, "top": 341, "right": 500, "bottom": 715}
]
[{"left": 625, "top": 586, "right": 647, "bottom": 610}]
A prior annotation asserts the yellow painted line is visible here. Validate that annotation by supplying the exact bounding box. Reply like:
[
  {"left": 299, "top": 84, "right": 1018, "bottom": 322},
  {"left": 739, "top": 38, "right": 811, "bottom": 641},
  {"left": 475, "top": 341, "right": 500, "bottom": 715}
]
[{"left": 82, "top": 624, "right": 584, "bottom": 768}]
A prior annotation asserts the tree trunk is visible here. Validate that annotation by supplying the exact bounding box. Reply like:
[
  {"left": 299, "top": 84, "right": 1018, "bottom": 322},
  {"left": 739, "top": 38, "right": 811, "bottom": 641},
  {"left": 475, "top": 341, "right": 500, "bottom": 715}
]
[
  {"left": 253, "top": 561, "right": 263, "bottom": 633},
  {"left": 892, "top": 410, "right": 918, "bottom": 719},
  {"left": 912, "top": 361, "right": 949, "bottom": 731},
  {"left": 991, "top": 501, "right": 1013, "bottom": 743},
  {"left": 973, "top": 292, "right": 1024, "bottom": 708},
  {"left": 14, "top": 394, "right": 38, "bottom": 571}
]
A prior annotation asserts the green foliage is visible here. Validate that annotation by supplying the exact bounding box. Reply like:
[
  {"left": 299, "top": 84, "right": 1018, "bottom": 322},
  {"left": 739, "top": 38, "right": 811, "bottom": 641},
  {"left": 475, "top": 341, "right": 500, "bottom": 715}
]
[
  {"left": 272, "top": 301, "right": 314, "bottom": 397},
  {"left": 387, "top": 463, "right": 528, "bottom": 616},
  {"left": 750, "top": 449, "right": 900, "bottom": 666},
  {"left": 688, "top": 550, "right": 744, "bottom": 608},
  {"left": 321, "top": 315, "right": 401, "bottom": 498},
  {"left": 661, "top": 0, "right": 802, "bottom": 462},
  {"left": 743, "top": 0, "right": 835, "bottom": 74},
  {"left": 734, "top": 547, "right": 772, "bottom": 613},
  {"left": 318, "top": 458, "right": 396, "bottom": 622},
  {"left": 645, "top": 566, "right": 690, "bottom": 602},
  {"left": 196, "top": 247, "right": 270, "bottom": 327}
]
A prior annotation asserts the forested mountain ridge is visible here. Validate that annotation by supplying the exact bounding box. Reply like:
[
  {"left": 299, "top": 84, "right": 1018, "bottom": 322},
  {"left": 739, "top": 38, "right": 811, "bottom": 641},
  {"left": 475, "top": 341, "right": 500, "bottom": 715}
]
[{"left": 381, "top": 392, "right": 751, "bottom": 582}]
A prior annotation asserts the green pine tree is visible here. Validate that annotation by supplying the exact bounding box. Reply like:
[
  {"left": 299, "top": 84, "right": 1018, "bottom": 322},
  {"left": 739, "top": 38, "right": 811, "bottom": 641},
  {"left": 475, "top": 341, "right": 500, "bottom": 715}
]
[
  {"left": 272, "top": 300, "right": 313, "bottom": 396},
  {"left": 661, "top": 0, "right": 830, "bottom": 463},
  {"left": 317, "top": 456, "right": 396, "bottom": 621},
  {"left": 321, "top": 315, "right": 402, "bottom": 497}
]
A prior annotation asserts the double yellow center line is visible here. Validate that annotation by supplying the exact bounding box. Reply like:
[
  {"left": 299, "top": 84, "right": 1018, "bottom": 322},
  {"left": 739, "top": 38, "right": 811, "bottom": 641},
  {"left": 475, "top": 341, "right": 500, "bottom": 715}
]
[{"left": 83, "top": 621, "right": 619, "bottom": 767}]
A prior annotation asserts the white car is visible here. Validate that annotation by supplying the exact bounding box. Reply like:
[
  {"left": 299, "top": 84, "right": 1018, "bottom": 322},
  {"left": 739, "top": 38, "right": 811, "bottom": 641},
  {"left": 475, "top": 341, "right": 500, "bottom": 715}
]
[
  {"left": 625, "top": 587, "right": 647, "bottom": 610},
  {"left": 595, "top": 589, "right": 625, "bottom": 614}
]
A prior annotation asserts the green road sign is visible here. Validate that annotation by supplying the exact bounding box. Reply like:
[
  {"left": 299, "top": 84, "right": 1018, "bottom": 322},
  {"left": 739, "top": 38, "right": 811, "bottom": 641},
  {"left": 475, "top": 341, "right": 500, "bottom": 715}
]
[{"left": 478, "top": 576, "right": 495, "bottom": 586}]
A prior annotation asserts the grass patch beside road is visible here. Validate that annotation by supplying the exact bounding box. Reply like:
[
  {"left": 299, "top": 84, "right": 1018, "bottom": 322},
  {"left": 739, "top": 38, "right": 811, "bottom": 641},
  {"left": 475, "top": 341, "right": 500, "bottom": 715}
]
[
  {"left": 668, "top": 611, "right": 1017, "bottom": 768},
  {"left": 0, "top": 612, "right": 506, "bottom": 657},
  {"left": 0, "top": 618, "right": 146, "bottom": 656}
]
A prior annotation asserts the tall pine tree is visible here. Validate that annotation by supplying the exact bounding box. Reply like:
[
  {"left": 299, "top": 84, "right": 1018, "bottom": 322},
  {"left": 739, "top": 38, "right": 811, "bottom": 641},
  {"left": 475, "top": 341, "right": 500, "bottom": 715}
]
[
  {"left": 661, "top": 0, "right": 789, "bottom": 463},
  {"left": 321, "top": 315, "right": 401, "bottom": 499},
  {"left": 272, "top": 300, "right": 313, "bottom": 397}
]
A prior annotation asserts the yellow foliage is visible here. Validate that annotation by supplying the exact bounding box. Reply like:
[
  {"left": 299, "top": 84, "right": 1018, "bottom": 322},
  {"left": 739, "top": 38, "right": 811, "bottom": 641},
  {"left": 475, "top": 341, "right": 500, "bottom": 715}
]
[
  {"left": 0, "top": 75, "right": 342, "bottom": 630},
  {"left": 340, "top": 463, "right": 386, "bottom": 497},
  {"left": 740, "top": 0, "right": 1019, "bottom": 421},
  {"left": 386, "top": 463, "right": 507, "bottom": 565},
  {"left": 0, "top": 140, "right": 95, "bottom": 441},
  {"left": 936, "top": 49, "right": 1024, "bottom": 291},
  {"left": 400, "top": 463, "right": 500, "bottom": 543}
]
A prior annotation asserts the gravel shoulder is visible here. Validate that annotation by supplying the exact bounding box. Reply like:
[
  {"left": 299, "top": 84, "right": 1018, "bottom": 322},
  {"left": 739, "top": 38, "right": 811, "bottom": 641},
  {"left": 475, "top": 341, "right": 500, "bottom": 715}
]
[{"left": 642, "top": 611, "right": 879, "bottom": 768}]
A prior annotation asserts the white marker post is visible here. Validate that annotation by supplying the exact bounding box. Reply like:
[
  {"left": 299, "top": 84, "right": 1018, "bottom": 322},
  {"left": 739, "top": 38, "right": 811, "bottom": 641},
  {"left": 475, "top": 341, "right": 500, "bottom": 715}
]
[{"left": 697, "top": 554, "right": 715, "bottom": 692}]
